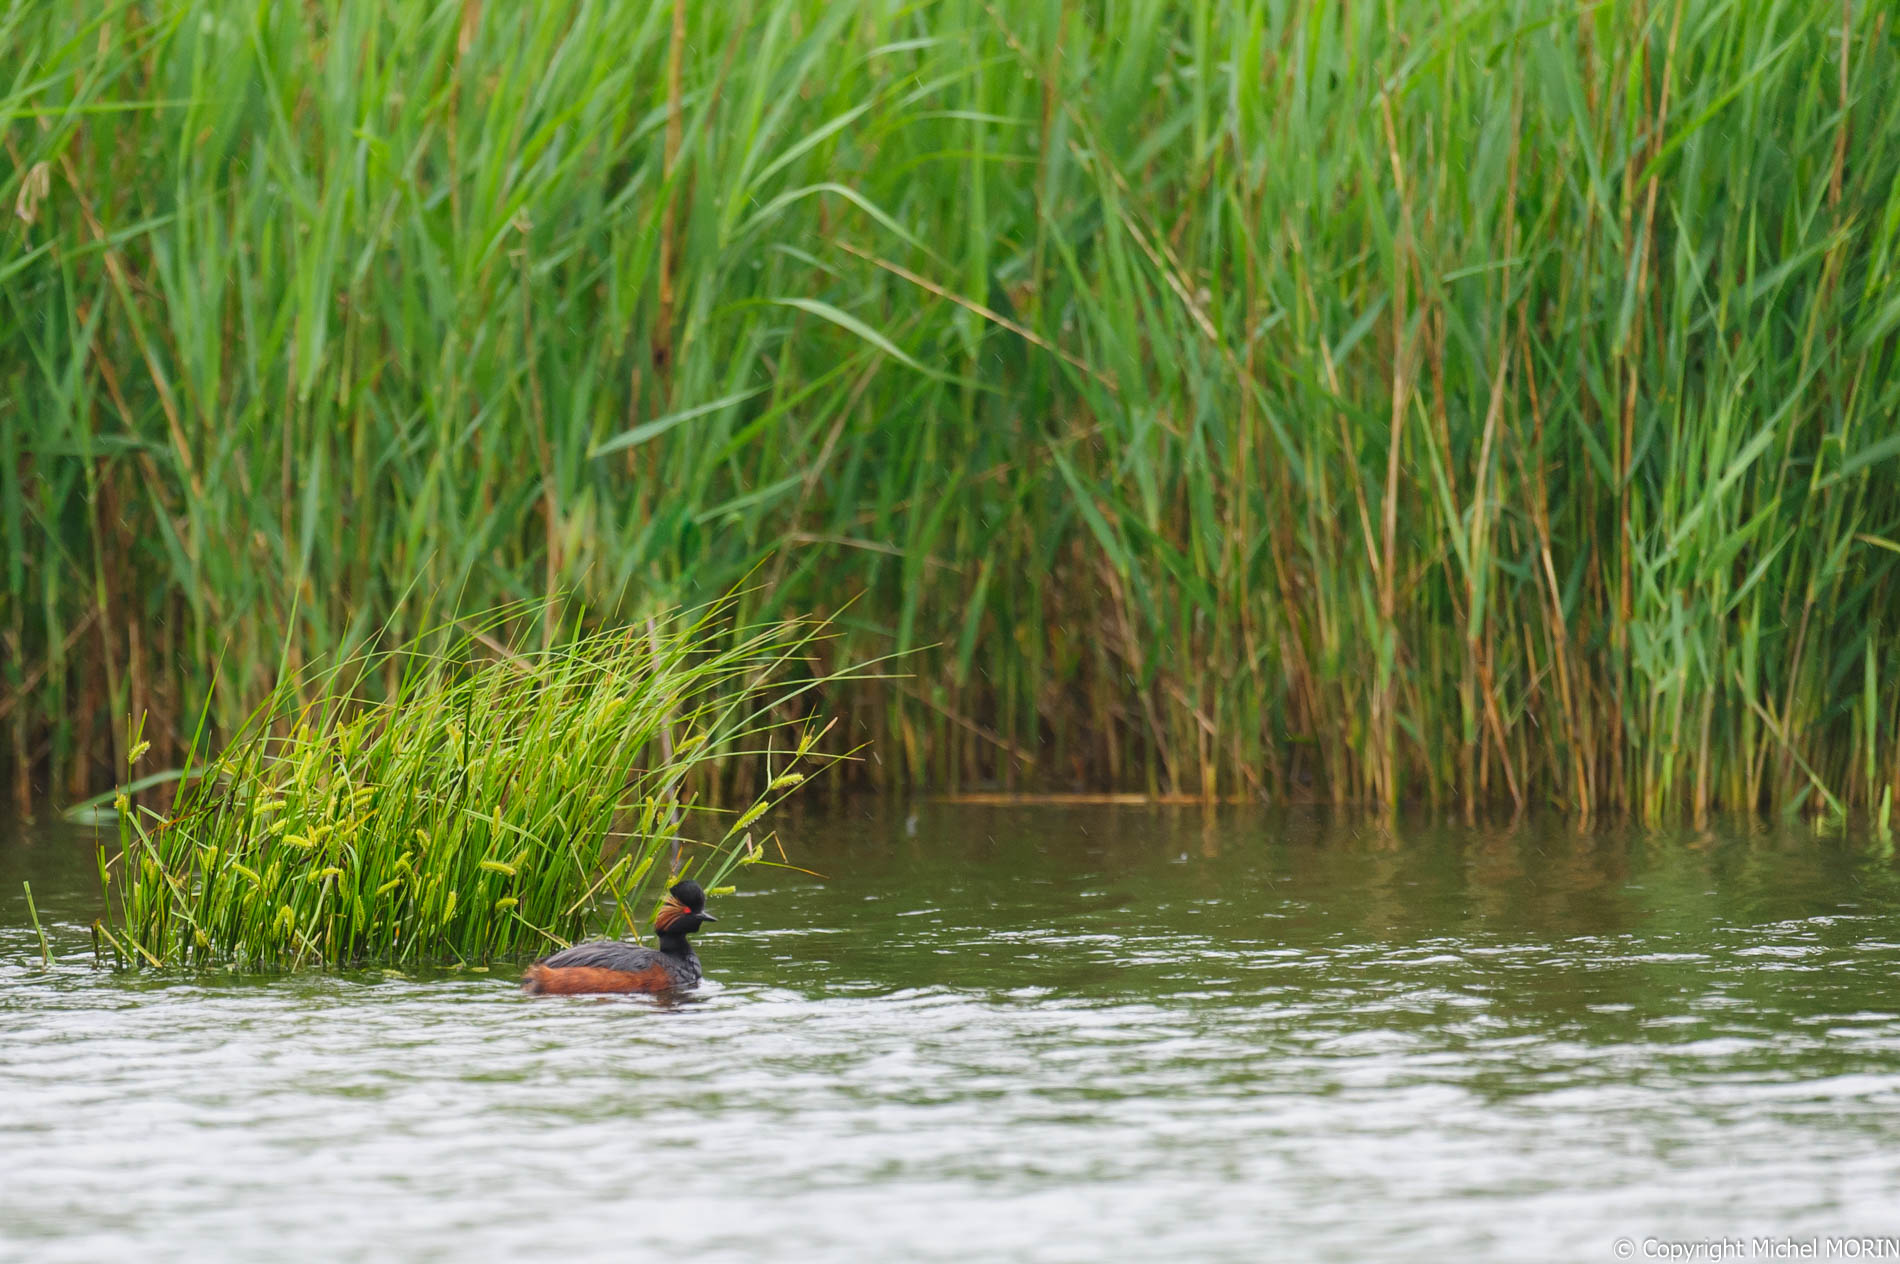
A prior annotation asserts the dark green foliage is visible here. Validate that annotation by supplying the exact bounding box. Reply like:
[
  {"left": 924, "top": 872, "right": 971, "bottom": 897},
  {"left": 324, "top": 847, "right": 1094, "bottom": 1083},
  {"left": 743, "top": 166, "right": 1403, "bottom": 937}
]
[{"left": 4, "top": 1, "right": 1900, "bottom": 819}]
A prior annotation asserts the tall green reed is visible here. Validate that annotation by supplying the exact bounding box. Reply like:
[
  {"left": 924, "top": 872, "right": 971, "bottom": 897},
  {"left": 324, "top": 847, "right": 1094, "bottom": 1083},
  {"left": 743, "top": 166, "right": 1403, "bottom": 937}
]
[
  {"left": 98, "top": 604, "right": 845, "bottom": 967},
  {"left": 4, "top": 0, "right": 1900, "bottom": 821}
]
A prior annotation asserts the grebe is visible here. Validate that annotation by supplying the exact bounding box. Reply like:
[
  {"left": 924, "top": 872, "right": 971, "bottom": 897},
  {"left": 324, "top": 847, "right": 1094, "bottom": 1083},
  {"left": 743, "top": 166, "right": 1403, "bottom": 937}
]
[{"left": 522, "top": 880, "right": 716, "bottom": 995}]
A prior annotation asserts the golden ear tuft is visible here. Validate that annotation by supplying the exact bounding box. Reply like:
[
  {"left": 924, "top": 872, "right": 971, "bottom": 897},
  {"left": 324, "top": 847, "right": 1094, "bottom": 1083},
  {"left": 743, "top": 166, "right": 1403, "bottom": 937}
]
[{"left": 653, "top": 894, "right": 693, "bottom": 930}]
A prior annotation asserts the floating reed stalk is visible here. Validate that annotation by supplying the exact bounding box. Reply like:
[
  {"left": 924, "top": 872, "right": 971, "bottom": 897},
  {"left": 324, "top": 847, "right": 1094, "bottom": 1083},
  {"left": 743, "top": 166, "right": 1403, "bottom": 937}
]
[{"left": 23, "top": 881, "right": 51, "bottom": 966}]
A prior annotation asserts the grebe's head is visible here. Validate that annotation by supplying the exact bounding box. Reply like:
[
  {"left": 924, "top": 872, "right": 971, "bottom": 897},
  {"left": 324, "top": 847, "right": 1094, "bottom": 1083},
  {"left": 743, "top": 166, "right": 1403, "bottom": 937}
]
[{"left": 653, "top": 880, "right": 717, "bottom": 936}]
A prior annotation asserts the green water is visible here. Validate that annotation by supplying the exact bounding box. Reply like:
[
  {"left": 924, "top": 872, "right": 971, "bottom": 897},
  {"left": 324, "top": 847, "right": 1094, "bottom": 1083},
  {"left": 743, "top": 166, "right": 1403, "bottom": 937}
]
[{"left": 5, "top": 807, "right": 1900, "bottom": 1262}]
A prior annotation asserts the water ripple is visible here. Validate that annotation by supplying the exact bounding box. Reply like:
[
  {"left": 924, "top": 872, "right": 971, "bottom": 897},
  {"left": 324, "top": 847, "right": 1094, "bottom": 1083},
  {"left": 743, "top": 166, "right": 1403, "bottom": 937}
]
[{"left": 7, "top": 808, "right": 1900, "bottom": 1261}]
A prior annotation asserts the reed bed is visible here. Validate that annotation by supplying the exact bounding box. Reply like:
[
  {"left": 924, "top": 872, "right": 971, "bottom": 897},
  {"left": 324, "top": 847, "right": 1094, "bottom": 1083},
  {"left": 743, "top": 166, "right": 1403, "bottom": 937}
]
[
  {"left": 5, "top": 0, "right": 1900, "bottom": 820},
  {"left": 97, "top": 606, "right": 841, "bottom": 968}
]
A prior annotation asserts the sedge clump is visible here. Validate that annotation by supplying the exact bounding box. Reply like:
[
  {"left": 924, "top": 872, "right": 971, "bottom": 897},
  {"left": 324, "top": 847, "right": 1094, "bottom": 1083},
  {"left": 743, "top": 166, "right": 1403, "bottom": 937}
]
[{"left": 99, "top": 604, "right": 846, "bottom": 969}]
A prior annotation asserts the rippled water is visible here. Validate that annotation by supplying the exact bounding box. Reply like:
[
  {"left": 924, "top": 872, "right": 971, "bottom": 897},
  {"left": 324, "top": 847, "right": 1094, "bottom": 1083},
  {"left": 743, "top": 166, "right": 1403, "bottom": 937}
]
[{"left": 7, "top": 807, "right": 1900, "bottom": 1261}]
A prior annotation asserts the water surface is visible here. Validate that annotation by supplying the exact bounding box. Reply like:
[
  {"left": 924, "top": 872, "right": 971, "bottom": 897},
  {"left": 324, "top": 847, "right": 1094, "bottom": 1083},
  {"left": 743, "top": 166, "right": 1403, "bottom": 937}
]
[{"left": 6, "top": 807, "right": 1900, "bottom": 1261}]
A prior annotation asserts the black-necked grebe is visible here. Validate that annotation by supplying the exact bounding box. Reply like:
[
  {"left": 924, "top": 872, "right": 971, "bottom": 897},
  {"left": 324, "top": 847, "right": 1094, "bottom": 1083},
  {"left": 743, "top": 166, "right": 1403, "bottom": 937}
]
[{"left": 522, "top": 880, "right": 716, "bottom": 995}]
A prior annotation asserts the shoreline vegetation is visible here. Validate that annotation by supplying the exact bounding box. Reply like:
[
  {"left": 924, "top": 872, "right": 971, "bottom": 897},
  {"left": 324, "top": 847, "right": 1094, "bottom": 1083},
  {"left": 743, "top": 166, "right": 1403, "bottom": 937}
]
[
  {"left": 98, "top": 603, "right": 844, "bottom": 968},
  {"left": 5, "top": 2, "right": 1900, "bottom": 820}
]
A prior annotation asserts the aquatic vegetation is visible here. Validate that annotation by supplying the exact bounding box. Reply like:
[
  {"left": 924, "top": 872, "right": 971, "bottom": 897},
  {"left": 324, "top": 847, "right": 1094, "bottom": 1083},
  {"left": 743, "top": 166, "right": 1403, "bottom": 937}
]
[
  {"left": 6, "top": 1, "right": 1900, "bottom": 819},
  {"left": 98, "top": 605, "right": 844, "bottom": 968}
]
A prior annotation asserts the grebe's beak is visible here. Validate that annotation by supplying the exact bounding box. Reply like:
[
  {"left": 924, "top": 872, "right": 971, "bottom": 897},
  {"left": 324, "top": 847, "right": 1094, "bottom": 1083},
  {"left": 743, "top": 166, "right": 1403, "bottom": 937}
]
[{"left": 699, "top": 913, "right": 718, "bottom": 922}]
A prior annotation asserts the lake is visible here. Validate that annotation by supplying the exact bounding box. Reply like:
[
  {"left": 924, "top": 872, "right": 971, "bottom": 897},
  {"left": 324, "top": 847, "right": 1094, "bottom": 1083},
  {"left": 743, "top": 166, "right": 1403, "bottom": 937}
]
[{"left": 5, "top": 805, "right": 1900, "bottom": 1261}]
